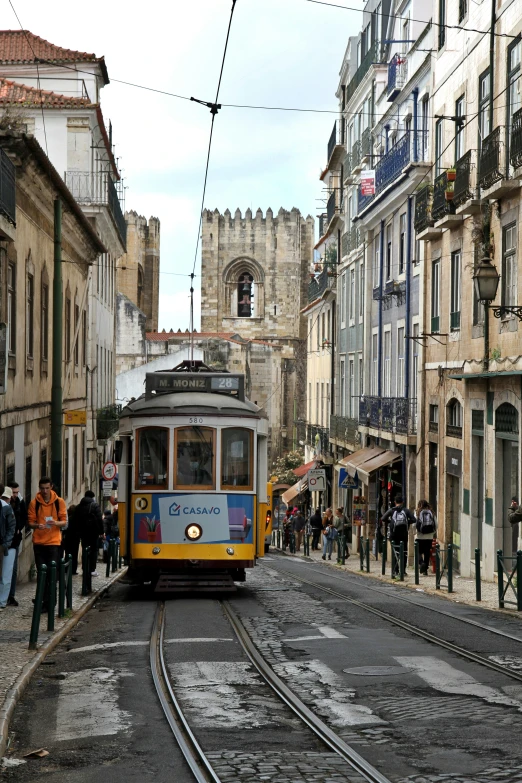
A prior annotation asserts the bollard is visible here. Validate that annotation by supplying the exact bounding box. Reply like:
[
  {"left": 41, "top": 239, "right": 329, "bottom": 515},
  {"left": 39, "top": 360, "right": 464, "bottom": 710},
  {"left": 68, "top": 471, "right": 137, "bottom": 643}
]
[
  {"left": 118, "top": 541, "right": 122, "bottom": 569},
  {"left": 340, "top": 534, "right": 346, "bottom": 565},
  {"left": 290, "top": 532, "right": 296, "bottom": 555},
  {"left": 112, "top": 538, "right": 118, "bottom": 573},
  {"left": 399, "top": 541, "right": 405, "bottom": 581},
  {"left": 382, "top": 539, "right": 387, "bottom": 576},
  {"left": 48, "top": 561, "right": 57, "bottom": 632},
  {"left": 28, "top": 565, "right": 47, "bottom": 650},
  {"left": 435, "top": 544, "right": 441, "bottom": 589},
  {"left": 414, "top": 540, "right": 419, "bottom": 585},
  {"left": 106, "top": 540, "right": 111, "bottom": 578},
  {"left": 359, "top": 538, "right": 364, "bottom": 571},
  {"left": 277, "top": 529, "right": 281, "bottom": 549},
  {"left": 517, "top": 551, "right": 522, "bottom": 611},
  {"left": 365, "top": 537, "right": 370, "bottom": 573},
  {"left": 447, "top": 543, "right": 453, "bottom": 593},
  {"left": 82, "top": 547, "right": 92, "bottom": 596},
  {"left": 474, "top": 548, "right": 481, "bottom": 601},
  {"left": 390, "top": 542, "right": 396, "bottom": 578},
  {"left": 66, "top": 554, "right": 73, "bottom": 610},
  {"left": 497, "top": 549, "right": 504, "bottom": 608},
  {"left": 58, "top": 557, "right": 66, "bottom": 618}
]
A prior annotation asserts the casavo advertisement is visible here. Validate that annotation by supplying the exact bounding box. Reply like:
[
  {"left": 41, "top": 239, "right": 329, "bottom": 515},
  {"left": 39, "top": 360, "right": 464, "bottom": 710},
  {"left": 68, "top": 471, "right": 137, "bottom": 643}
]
[{"left": 132, "top": 493, "right": 254, "bottom": 544}]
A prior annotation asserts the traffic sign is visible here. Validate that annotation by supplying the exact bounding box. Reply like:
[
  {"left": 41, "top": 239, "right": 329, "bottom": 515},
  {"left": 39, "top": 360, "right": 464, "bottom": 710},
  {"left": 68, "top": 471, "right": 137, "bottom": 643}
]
[
  {"left": 102, "top": 461, "right": 117, "bottom": 481},
  {"left": 340, "top": 468, "right": 359, "bottom": 489},
  {"left": 63, "top": 409, "right": 87, "bottom": 426},
  {"left": 308, "top": 468, "right": 326, "bottom": 491},
  {"left": 102, "top": 480, "right": 113, "bottom": 496}
]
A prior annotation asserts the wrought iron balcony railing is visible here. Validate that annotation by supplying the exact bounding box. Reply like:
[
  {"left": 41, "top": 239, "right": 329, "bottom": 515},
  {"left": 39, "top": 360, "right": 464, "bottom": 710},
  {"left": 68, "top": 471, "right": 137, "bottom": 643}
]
[
  {"left": 306, "top": 424, "right": 330, "bottom": 454},
  {"left": 387, "top": 53, "right": 408, "bottom": 100},
  {"left": 510, "top": 108, "right": 522, "bottom": 170},
  {"left": 65, "top": 170, "right": 127, "bottom": 247},
  {"left": 453, "top": 150, "right": 473, "bottom": 207},
  {"left": 429, "top": 420, "right": 439, "bottom": 433},
  {"left": 352, "top": 140, "right": 362, "bottom": 170},
  {"left": 329, "top": 414, "right": 358, "bottom": 445},
  {"left": 446, "top": 423, "right": 463, "bottom": 439},
  {"left": 414, "top": 184, "right": 433, "bottom": 232},
  {"left": 350, "top": 224, "right": 361, "bottom": 251},
  {"left": 318, "top": 214, "right": 326, "bottom": 238},
  {"left": 478, "top": 126, "right": 503, "bottom": 190},
  {"left": 308, "top": 268, "right": 334, "bottom": 303},
  {"left": 327, "top": 119, "right": 345, "bottom": 164},
  {"left": 0, "top": 148, "right": 16, "bottom": 226},
  {"left": 326, "top": 189, "right": 342, "bottom": 227},
  {"left": 375, "top": 134, "right": 410, "bottom": 194},
  {"left": 361, "top": 128, "right": 372, "bottom": 160},
  {"left": 343, "top": 152, "right": 352, "bottom": 182},
  {"left": 341, "top": 231, "right": 350, "bottom": 258},
  {"left": 359, "top": 396, "right": 417, "bottom": 435},
  {"left": 432, "top": 171, "right": 455, "bottom": 222},
  {"left": 346, "top": 40, "right": 382, "bottom": 102},
  {"left": 96, "top": 404, "right": 122, "bottom": 441}
]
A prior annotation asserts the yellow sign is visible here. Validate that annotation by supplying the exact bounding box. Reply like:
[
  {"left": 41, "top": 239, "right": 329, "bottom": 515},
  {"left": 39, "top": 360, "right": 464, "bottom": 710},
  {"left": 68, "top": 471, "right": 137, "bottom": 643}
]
[
  {"left": 63, "top": 410, "right": 87, "bottom": 426},
  {"left": 134, "top": 494, "right": 152, "bottom": 513}
]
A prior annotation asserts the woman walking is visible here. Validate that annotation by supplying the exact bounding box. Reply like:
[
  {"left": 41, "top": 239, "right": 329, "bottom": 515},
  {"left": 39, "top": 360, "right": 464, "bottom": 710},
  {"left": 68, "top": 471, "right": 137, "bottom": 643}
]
[{"left": 415, "top": 499, "right": 436, "bottom": 575}]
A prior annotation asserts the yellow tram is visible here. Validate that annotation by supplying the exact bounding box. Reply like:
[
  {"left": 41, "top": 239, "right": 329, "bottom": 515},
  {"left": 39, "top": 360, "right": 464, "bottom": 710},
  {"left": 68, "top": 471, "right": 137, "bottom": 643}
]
[{"left": 116, "top": 362, "right": 270, "bottom": 590}]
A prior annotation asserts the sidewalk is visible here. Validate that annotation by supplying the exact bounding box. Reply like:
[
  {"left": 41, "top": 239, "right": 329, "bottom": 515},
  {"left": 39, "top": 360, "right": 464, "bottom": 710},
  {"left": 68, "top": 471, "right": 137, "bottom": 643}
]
[
  {"left": 0, "top": 559, "right": 126, "bottom": 760},
  {"left": 274, "top": 540, "right": 521, "bottom": 617}
]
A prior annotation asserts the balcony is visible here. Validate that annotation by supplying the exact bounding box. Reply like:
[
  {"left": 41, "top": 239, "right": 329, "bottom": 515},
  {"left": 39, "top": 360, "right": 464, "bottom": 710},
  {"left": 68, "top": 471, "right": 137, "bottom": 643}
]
[
  {"left": 96, "top": 404, "right": 122, "bottom": 441},
  {"left": 387, "top": 53, "right": 408, "bottom": 101},
  {"left": 453, "top": 150, "right": 481, "bottom": 214},
  {"left": 446, "top": 423, "right": 463, "bottom": 439},
  {"left": 318, "top": 214, "right": 326, "bottom": 238},
  {"left": 376, "top": 134, "right": 410, "bottom": 194},
  {"left": 478, "top": 127, "right": 502, "bottom": 191},
  {"left": 307, "top": 424, "right": 330, "bottom": 455},
  {"left": 326, "top": 188, "right": 342, "bottom": 231},
  {"left": 346, "top": 40, "right": 382, "bottom": 103},
  {"left": 510, "top": 108, "right": 522, "bottom": 170},
  {"left": 359, "top": 396, "right": 417, "bottom": 435},
  {"left": 414, "top": 184, "right": 439, "bottom": 238},
  {"left": 350, "top": 224, "right": 361, "bottom": 252},
  {"left": 432, "top": 171, "right": 456, "bottom": 223},
  {"left": 0, "top": 148, "right": 16, "bottom": 228},
  {"left": 361, "top": 128, "right": 372, "bottom": 161},
  {"left": 330, "top": 414, "right": 358, "bottom": 446},
  {"left": 341, "top": 231, "right": 349, "bottom": 258},
  {"left": 429, "top": 420, "right": 439, "bottom": 434},
  {"left": 308, "top": 267, "right": 334, "bottom": 304},
  {"left": 352, "top": 140, "right": 362, "bottom": 172},
  {"left": 343, "top": 152, "right": 353, "bottom": 183},
  {"left": 65, "top": 170, "right": 127, "bottom": 248},
  {"left": 326, "top": 119, "right": 345, "bottom": 171}
]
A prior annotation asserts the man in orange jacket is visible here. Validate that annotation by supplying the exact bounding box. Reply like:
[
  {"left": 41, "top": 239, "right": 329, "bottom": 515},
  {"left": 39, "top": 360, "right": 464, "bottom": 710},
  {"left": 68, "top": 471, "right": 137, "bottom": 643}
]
[{"left": 27, "top": 477, "right": 67, "bottom": 608}]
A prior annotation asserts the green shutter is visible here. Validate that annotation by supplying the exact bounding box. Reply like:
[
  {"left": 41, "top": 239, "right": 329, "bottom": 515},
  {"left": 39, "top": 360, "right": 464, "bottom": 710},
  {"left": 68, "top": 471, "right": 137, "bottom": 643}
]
[
  {"left": 463, "top": 488, "right": 470, "bottom": 515},
  {"left": 485, "top": 497, "right": 493, "bottom": 526}
]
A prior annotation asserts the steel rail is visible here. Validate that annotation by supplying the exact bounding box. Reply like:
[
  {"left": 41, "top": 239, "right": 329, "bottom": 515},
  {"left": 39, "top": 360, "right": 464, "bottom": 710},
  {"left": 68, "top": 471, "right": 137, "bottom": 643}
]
[
  {"left": 221, "top": 600, "right": 393, "bottom": 783},
  {"left": 149, "top": 602, "right": 222, "bottom": 783},
  {"left": 265, "top": 563, "right": 522, "bottom": 684}
]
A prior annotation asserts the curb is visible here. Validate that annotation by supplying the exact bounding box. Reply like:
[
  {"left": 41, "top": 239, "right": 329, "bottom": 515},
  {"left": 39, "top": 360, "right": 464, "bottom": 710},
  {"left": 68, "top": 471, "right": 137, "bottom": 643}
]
[{"left": 0, "top": 567, "right": 128, "bottom": 758}]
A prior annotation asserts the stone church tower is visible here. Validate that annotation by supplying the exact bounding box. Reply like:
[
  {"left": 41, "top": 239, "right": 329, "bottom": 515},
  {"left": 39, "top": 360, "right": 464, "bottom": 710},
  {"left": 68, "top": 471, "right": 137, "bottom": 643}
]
[
  {"left": 201, "top": 207, "right": 314, "bottom": 462},
  {"left": 117, "top": 211, "right": 160, "bottom": 332}
]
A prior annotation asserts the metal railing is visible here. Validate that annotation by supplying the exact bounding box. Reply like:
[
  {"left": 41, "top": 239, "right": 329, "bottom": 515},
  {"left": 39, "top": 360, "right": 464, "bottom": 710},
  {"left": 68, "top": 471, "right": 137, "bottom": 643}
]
[
  {"left": 308, "top": 268, "right": 334, "bottom": 303},
  {"left": 361, "top": 128, "right": 372, "bottom": 160},
  {"left": 326, "top": 190, "right": 339, "bottom": 225},
  {"left": 510, "top": 108, "right": 522, "bottom": 170},
  {"left": 327, "top": 119, "right": 344, "bottom": 163},
  {"left": 346, "top": 40, "right": 381, "bottom": 102},
  {"left": 329, "top": 414, "right": 358, "bottom": 444},
  {"left": 343, "top": 152, "right": 352, "bottom": 181},
  {"left": 387, "top": 53, "right": 408, "bottom": 98},
  {"left": 96, "top": 403, "right": 122, "bottom": 440},
  {"left": 375, "top": 134, "right": 410, "bottom": 194},
  {"left": 429, "top": 420, "right": 439, "bottom": 433},
  {"left": 432, "top": 171, "right": 455, "bottom": 222},
  {"left": 341, "top": 231, "right": 350, "bottom": 257},
  {"left": 453, "top": 150, "right": 473, "bottom": 207},
  {"left": 414, "top": 184, "right": 433, "bottom": 232},
  {"left": 306, "top": 424, "right": 330, "bottom": 454},
  {"left": 446, "top": 423, "right": 462, "bottom": 438},
  {"left": 350, "top": 224, "right": 360, "bottom": 251},
  {"left": 65, "top": 170, "right": 127, "bottom": 247},
  {"left": 359, "top": 396, "right": 417, "bottom": 434},
  {"left": 478, "top": 126, "right": 503, "bottom": 190},
  {"left": 497, "top": 550, "right": 522, "bottom": 610},
  {"left": 0, "top": 148, "right": 16, "bottom": 226},
  {"left": 352, "top": 140, "right": 362, "bottom": 170}
]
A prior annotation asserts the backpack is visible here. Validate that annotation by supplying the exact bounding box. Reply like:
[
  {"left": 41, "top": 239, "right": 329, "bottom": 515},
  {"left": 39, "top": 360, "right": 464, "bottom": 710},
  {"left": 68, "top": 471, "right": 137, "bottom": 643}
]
[
  {"left": 419, "top": 508, "right": 435, "bottom": 535},
  {"left": 392, "top": 508, "right": 408, "bottom": 529}
]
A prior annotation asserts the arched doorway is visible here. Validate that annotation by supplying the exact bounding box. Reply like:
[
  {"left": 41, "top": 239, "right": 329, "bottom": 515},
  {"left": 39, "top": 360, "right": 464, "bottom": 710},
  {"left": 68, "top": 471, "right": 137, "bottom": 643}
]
[{"left": 495, "top": 402, "right": 519, "bottom": 554}]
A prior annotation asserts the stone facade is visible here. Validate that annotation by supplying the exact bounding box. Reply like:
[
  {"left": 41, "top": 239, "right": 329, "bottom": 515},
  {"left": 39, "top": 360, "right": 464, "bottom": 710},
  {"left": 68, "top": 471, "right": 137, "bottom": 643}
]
[
  {"left": 115, "top": 293, "right": 147, "bottom": 376},
  {"left": 201, "top": 207, "right": 313, "bottom": 465},
  {"left": 117, "top": 211, "right": 160, "bottom": 332}
]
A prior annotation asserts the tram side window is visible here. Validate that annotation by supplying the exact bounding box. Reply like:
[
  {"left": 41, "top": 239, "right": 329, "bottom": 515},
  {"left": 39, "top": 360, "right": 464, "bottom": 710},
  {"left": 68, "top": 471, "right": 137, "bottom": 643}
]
[
  {"left": 221, "top": 428, "right": 253, "bottom": 490},
  {"left": 137, "top": 428, "right": 168, "bottom": 489},
  {"left": 175, "top": 427, "right": 215, "bottom": 489}
]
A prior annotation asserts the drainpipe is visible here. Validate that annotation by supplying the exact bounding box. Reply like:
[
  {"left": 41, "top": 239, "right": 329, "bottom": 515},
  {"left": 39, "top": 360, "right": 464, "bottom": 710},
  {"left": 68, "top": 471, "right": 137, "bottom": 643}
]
[
  {"left": 377, "top": 220, "right": 384, "bottom": 398},
  {"left": 385, "top": 124, "right": 390, "bottom": 153},
  {"left": 412, "top": 88, "right": 419, "bottom": 163},
  {"left": 51, "top": 198, "right": 63, "bottom": 495},
  {"left": 402, "top": 196, "right": 413, "bottom": 500},
  {"left": 489, "top": 0, "right": 495, "bottom": 132}
]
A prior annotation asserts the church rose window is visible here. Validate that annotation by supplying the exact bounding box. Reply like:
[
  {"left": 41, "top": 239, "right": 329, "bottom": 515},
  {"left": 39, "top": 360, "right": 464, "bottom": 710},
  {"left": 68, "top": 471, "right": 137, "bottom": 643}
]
[{"left": 238, "top": 273, "right": 254, "bottom": 317}]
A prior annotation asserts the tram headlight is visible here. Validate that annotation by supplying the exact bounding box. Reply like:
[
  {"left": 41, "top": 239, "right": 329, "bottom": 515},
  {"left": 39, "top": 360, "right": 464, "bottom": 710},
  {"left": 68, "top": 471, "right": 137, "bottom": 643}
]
[
  {"left": 152, "top": 547, "right": 161, "bottom": 555},
  {"left": 226, "top": 547, "right": 235, "bottom": 555},
  {"left": 185, "top": 523, "right": 203, "bottom": 541}
]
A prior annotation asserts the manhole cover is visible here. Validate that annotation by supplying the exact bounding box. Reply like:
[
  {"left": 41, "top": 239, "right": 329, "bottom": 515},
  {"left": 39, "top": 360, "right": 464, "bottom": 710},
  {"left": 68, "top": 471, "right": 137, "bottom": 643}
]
[{"left": 343, "top": 665, "right": 404, "bottom": 676}]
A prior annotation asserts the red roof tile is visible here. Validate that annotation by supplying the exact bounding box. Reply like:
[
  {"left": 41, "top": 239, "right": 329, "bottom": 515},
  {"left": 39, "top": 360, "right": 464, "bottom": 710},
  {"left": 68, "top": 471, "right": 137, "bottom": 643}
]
[
  {"left": 0, "top": 30, "right": 98, "bottom": 64},
  {"left": 0, "top": 76, "right": 95, "bottom": 107}
]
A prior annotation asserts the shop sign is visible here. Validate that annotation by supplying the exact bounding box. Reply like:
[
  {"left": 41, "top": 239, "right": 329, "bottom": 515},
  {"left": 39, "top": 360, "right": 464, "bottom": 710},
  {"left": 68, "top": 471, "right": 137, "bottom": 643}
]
[{"left": 446, "top": 447, "right": 462, "bottom": 477}]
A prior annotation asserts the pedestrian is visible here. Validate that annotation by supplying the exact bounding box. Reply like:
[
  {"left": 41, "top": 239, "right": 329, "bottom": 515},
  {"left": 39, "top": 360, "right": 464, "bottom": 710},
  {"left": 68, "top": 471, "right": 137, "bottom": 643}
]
[
  {"left": 508, "top": 497, "right": 522, "bottom": 555},
  {"left": 283, "top": 509, "right": 293, "bottom": 547},
  {"left": 334, "top": 506, "right": 350, "bottom": 559},
  {"left": 75, "top": 490, "right": 104, "bottom": 576},
  {"left": 293, "top": 509, "right": 305, "bottom": 551},
  {"left": 321, "top": 517, "right": 338, "bottom": 560},
  {"left": 321, "top": 508, "right": 333, "bottom": 549},
  {"left": 64, "top": 504, "right": 80, "bottom": 574},
  {"left": 415, "top": 499, "right": 436, "bottom": 575},
  {"left": 103, "top": 507, "right": 119, "bottom": 561},
  {"left": 27, "top": 476, "right": 67, "bottom": 610},
  {"left": 381, "top": 495, "right": 415, "bottom": 576},
  {"left": 7, "top": 482, "right": 27, "bottom": 606},
  {"left": 0, "top": 486, "right": 16, "bottom": 609},
  {"left": 309, "top": 508, "right": 323, "bottom": 550}
]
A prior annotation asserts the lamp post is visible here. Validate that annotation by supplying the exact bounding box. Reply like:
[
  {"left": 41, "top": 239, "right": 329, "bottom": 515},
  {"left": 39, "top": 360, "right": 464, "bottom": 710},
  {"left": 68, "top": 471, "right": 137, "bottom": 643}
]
[{"left": 473, "top": 257, "right": 500, "bottom": 371}]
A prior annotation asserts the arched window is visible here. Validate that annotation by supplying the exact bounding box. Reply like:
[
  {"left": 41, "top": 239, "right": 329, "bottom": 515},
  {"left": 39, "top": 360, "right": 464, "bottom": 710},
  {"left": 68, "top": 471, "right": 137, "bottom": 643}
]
[
  {"left": 446, "top": 398, "right": 463, "bottom": 438},
  {"left": 495, "top": 402, "right": 519, "bottom": 438},
  {"left": 137, "top": 267, "right": 144, "bottom": 311},
  {"left": 237, "top": 273, "right": 253, "bottom": 317}
]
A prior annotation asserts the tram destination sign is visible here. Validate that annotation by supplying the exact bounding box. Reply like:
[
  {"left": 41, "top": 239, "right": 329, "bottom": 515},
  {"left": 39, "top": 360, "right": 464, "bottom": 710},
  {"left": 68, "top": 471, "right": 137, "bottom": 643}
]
[{"left": 146, "top": 372, "right": 245, "bottom": 400}]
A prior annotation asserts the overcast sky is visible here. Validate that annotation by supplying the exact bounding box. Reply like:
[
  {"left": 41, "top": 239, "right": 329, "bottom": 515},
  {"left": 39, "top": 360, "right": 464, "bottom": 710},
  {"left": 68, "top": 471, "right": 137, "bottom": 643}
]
[{"left": 9, "top": 0, "right": 360, "bottom": 330}]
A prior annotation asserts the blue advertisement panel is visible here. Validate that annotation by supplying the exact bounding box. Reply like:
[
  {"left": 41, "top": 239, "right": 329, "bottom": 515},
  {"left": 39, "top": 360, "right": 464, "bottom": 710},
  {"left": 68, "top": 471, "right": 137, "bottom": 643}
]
[{"left": 133, "top": 493, "right": 254, "bottom": 545}]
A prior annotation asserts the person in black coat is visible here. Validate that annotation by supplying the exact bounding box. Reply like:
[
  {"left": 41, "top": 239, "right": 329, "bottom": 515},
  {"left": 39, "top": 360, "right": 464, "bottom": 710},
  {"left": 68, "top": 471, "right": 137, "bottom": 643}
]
[
  {"left": 381, "top": 495, "right": 415, "bottom": 576},
  {"left": 64, "top": 503, "right": 80, "bottom": 575},
  {"left": 76, "top": 491, "right": 104, "bottom": 576},
  {"left": 309, "top": 508, "right": 323, "bottom": 551},
  {"left": 7, "top": 483, "right": 27, "bottom": 606}
]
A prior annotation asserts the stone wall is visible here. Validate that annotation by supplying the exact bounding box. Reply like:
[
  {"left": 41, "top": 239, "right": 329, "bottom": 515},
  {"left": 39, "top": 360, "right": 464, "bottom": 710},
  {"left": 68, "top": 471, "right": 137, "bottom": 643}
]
[
  {"left": 115, "top": 293, "right": 147, "bottom": 375},
  {"left": 117, "top": 211, "right": 160, "bottom": 332}
]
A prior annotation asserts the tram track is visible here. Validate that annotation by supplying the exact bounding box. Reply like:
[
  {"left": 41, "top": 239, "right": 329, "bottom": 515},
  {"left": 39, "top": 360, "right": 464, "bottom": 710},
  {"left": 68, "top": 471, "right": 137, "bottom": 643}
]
[
  {"left": 265, "top": 560, "right": 522, "bottom": 684},
  {"left": 151, "top": 599, "right": 392, "bottom": 783}
]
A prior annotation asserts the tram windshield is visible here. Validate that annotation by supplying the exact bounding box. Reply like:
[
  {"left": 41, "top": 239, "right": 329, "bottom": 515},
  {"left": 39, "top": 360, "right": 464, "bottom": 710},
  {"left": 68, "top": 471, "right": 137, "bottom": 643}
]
[
  {"left": 175, "top": 427, "right": 214, "bottom": 489},
  {"left": 221, "top": 428, "right": 253, "bottom": 489},
  {"left": 137, "top": 428, "right": 168, "bottom": 489}
]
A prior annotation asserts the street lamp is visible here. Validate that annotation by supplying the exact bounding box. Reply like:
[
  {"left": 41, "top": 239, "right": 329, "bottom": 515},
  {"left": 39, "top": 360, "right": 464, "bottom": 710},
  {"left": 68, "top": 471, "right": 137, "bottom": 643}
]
[{"left": 474, "top": 257, "right": 500, "bottom": 372}]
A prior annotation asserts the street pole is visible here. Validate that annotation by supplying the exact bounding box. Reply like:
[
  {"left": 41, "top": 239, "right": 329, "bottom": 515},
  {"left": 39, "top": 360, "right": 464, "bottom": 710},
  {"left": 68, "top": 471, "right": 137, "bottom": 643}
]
[
  {"left": 51, "top": 198, "right": 63, "bottom": 494},
  {"left": 483, "top": 302, "right": 490, "bottom": 372}
]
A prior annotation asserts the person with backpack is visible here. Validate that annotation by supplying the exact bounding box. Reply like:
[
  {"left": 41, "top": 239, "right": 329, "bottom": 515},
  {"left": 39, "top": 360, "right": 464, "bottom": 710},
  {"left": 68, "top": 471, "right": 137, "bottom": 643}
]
[
  {"left": 309, "top": 508, "right": 323, "bottom": 550},
  {"left": 382, "top": 495, "right": 415, "bottom": 576},
  {"left": 27, "top": 477, "right": 67, "bottom": 610},
  {"left": 76, "top": 490, "right": 104, "bottom": 576},
  {"left": 321, "top": 516, "right": 338, "bottom": 560},
  {"left": 415, "top": 499, "right": 436, "bottom": 575}
]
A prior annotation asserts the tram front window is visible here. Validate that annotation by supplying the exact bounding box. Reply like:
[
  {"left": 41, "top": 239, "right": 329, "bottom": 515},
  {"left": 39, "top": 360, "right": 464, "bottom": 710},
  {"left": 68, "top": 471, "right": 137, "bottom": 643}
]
[
  {"left": 137, "top": 428, "right": 168, "bottom": 489},
  {"left": 175, "top": 427, "right": 214, "bottom": 489},
  {"left": 221, "top": 428, "right": 252, "bottom": 489}
]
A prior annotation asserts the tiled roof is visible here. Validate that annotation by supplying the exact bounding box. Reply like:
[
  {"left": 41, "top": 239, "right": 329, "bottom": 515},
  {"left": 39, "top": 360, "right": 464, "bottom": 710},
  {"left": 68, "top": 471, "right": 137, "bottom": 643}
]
[
  {"left": 0, "top": 30, "right": 99, "bottom": 64},
  {"left": 0, "top": 77, "right": 95, "bottom": 107}
]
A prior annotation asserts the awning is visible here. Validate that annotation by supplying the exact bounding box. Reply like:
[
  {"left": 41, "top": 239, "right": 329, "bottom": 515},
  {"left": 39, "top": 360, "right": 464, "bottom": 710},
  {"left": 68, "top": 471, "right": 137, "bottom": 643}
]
[
  {"left": 356, "top": 450, "right": 402, "bottom": 483},
  {"left": 448, "top": 371, "right": 522, "bottom": 380},
  {"left": 282, "top": 479, "right": 307, "bottom": 505},
  {"left": 293, "top": 459, "right": 318, "bottom": 478},
  {"left": 340, "top": 446, "right": 386, "bottom": 476}
]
